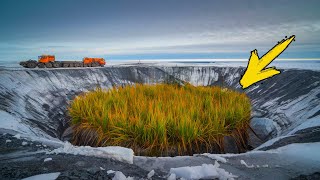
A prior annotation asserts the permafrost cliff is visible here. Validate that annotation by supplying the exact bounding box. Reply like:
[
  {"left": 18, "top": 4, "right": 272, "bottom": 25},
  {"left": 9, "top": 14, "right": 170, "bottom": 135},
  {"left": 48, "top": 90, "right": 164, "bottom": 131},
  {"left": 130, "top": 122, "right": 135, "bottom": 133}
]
[
  {"left": 0, "top": 65, "right": 320, "bottom": 179},
  {"left": 0, "top": 66, "right": 319, "bottom": 144}
]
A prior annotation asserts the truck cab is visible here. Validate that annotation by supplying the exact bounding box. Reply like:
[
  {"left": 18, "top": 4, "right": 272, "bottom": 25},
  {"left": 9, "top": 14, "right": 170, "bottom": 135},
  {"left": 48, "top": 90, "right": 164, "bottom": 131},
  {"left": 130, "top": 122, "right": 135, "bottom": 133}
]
[
  {"left": 83, "top": 57, "right": 106, "bottom": 67},
  {"left": 38, "top": 55, "right": 55, "bottom": 63}
]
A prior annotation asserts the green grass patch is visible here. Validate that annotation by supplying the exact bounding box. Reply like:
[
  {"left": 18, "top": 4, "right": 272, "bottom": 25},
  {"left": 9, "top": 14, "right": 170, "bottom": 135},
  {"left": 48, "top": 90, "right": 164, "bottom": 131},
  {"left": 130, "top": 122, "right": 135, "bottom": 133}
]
[{"left": 69, "top": 84, "right": 251, "bottom": 156}]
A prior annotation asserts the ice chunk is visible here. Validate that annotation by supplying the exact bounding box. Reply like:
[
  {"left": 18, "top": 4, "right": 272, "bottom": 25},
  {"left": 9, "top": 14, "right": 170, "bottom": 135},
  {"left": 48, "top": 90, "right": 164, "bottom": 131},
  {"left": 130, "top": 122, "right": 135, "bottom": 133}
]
[
  {"left": 21, "top": 172, "right": 60, "bottom": 180},
  {"left": 44, "top": 158, "right": 52, "bottom": 162},
  {"left": 240, "top": 160, "right": 254, "bottom": 168},
  {"left": 147, "top": 170, "right": 155, "bottom": 178},
  {"left": 201, "top": 153, "right": 227, "bottom": 163},
  {"left": 167, "top": 173, "right": 176, "bottom": 180},
  {"left": 22, "top": 141, "right": 28, "bottom": 146},
  {"left": 112, "top": 171, "right": 134, "bottom": 180},
  {"left": 170, "top": 161, "right": 237, "bottom": 180},
  {"left": 13, "top": 134, "right": 21, "bottom": 139},
  {"left": 48, "top": 142, "right": 134, "bottom": 164},
  {"left": 107, "top": 170, "right": 115, "bottom": 174}
]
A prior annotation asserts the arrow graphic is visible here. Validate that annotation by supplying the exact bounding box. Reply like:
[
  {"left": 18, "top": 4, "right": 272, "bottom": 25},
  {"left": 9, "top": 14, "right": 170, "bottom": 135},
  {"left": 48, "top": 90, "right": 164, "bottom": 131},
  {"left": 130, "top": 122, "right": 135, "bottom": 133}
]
[{"left": 240, "top": 35, "right": 296, "bottom": 89}]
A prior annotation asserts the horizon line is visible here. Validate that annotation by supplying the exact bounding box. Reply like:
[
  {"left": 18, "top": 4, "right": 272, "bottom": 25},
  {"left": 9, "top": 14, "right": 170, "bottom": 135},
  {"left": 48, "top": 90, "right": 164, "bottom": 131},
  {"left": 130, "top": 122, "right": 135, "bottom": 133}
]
[{"left": 111, "top": 58, "right": 320, "bottom": 62}]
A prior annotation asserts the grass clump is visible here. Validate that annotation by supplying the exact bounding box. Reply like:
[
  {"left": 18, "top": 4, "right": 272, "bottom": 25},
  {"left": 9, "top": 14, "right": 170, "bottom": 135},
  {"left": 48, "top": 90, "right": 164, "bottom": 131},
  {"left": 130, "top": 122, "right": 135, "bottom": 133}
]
[{"left": 69, "top": 84, "right": 251, "bottom": 156}]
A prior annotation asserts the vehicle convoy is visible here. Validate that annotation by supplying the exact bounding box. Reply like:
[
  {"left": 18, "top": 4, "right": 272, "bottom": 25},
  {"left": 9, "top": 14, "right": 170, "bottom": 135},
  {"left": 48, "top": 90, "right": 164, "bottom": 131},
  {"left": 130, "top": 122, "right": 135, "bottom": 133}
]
[{"left": 19, "top": 55, "right": 106, "bottom": 68}]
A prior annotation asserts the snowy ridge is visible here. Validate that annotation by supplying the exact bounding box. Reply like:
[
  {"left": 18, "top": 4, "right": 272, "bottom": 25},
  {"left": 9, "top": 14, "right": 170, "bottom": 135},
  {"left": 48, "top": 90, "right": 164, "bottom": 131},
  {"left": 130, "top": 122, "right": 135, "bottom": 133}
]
[{"left": 48, "top": 142, "right": 134, "bottom": 164}]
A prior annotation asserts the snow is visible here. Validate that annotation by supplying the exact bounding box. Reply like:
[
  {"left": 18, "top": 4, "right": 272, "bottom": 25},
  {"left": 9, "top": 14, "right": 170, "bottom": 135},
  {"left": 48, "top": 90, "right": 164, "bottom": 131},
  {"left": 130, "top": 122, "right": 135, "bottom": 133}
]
[
  {"left": 255, "top": 134, "right": 292, "bottom": 150},
  {"left": 0, "top": 111, "right": 33, "bottom": 136},
  {"left": 147, "top": 170, "right": 155, "bottom": 178},
  {"left": 112, "top": 171, "right": 134, "bottom": 180},
  {"left": 48, "top": 142, "right": 134, "bottom": 164},
  {"left": 100, "top": 167, "right": 105, "bottom": 170},
  {"left": 5, "top": 139, "right": 11, "bottom": 143},
  {"left": 44, "top": 158, "right": 52, "bottom": 162},
  {"left": 240, "top": 160, "right": 254, "bottom": 168},
  {"left": 169, "top": 161, "right": 237, "bottom": 180},
  {"left": 270, "top": 142, "right": 320, "bottom": 168},
  {"left": 201, "top": 153, "right": 227, "bottom": 163},
  {"left": 167, "top": 173, "right": 176, "bottom": 180},
  {"left": 107, "top": 170, "right": 115, "bottom": 174},
  {"left": 22, "top": 141, "right": 28, "bottom": 146},
  {"left": 21, "top": 172, "right": 60, "bottom": 180},
  {"left": 288, "top": 116, "right": 320, "bottom": 135},
  {"left": 13, "top": 133, "right": 21, "bottom": 139}
]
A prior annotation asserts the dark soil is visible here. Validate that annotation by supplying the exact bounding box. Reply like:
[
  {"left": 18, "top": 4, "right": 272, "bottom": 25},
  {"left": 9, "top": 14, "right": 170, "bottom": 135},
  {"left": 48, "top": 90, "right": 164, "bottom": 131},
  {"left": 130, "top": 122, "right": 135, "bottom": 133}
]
[{"left": 0, "top": 134, "right": 166, "bottom": 180}]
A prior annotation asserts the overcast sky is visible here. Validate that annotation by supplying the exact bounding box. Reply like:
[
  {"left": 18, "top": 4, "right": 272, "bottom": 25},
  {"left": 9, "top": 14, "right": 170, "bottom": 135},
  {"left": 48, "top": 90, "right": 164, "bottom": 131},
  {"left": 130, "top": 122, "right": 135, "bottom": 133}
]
[{"left": 0, "top": 0, "right": 319, "bottom": 61}]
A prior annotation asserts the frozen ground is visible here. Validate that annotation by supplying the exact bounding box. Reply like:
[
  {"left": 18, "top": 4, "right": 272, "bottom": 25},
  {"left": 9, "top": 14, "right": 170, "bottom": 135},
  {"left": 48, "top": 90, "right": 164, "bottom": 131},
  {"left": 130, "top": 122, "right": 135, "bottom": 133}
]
[{"left": 0, "top": 63, "right": 319, "bottom": 179}]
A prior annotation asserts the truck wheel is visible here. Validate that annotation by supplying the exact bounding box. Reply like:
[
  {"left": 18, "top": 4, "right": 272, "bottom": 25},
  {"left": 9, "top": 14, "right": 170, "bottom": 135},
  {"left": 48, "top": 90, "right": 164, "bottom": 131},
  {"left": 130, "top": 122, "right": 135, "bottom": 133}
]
[
  {"left": 53, "top": 62, "right": 60, "bottom": 68},
  {"left": 38, "top": 63, "right": 45, "bottom": 68},
  {"left": 91, "top": 62, "right": 99, "bottom": 67},
  {"left": 45, "top": 62, "right": 53, "bottom": 68},
  {"left": 27, "top": 61, "right": 37, "bottom": 68}
]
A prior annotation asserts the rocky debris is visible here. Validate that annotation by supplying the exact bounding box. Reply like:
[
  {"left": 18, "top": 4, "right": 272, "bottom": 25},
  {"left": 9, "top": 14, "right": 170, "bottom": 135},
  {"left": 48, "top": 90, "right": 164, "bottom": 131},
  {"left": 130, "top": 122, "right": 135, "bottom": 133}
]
[
  {"left": 250, "top": 118, "right": 277, "bottom": 141},
  {"left": 0, "top": 134, "right": 166, "bottom": 180},
  {"left": 291, "top": 172, "right": 320, "bottom": 180}
]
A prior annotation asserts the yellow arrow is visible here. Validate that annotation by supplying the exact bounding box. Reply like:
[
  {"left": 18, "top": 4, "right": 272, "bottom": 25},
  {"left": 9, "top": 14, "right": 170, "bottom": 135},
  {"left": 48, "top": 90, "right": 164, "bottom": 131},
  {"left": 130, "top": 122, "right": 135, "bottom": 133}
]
[{"left": 240, "top": 35, "right": 296, "bottom": 89}]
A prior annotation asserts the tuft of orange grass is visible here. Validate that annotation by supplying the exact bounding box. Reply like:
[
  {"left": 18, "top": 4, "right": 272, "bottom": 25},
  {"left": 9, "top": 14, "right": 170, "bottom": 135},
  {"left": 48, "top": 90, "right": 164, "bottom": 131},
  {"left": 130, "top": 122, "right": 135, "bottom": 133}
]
[{"left": 69, "top": 84, "right": 251, "bottom": 156}]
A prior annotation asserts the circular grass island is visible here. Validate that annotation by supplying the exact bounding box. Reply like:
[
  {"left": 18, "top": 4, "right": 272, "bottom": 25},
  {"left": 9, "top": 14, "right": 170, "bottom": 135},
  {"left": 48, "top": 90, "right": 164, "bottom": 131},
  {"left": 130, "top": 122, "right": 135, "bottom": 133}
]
[{"left": 68, "top": 84, "right": 251, "bottom": 156}]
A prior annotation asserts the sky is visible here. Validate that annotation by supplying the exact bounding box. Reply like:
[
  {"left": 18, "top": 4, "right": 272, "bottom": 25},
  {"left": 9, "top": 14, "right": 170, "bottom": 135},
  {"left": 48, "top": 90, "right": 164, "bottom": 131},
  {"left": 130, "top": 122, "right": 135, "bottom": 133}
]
[{"left": 0, "top": 0, "right": 320, "bottom": 62}]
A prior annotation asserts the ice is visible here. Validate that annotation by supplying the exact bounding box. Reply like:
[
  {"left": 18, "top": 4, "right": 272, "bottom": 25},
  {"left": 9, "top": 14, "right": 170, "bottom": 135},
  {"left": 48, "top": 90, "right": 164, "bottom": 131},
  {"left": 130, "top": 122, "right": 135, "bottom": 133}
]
[
  {"left": 107, "top": 170, "right": 115, "bottom": 174},
  {"left": 21, "top": 172, "right": 60, "bottom": 180},
  {"left": 169, "top": 161, "right": 237, "bottom": 180},
  {"left": 288, "top": 116, "right": 320, "bottom": 135},
  {"left": 100, "top": 167, "right": 105, "bottom": 170},
  {"left": 270, "top": 142, "right": 320, "bottom": 168},
  {"left": 112, "top": 171, "right": 134, "bottom": 180},
  {"left": 5, "top": 139, "right": 11, "bottom": 143},
  {"left": 44, "top": 158, "right": 52, "bottom": 162},
  {"left": 48, "top": 142, "right": 134, "bottom": 164},
  {"left": 255, "top": 134, "right": 292, "bottom": 150},
  {"left": 201, "top": 153, "right": 227, "bottom": 163},
  {"left": 13, "top": 133, "right": 21, "bottom": 139},
  {"left": 240, "top": 160, "right": 254, "bottom": 168},
  {"left": 22, "top": 141, "right": 28, "bottom": 146},
  {"left": 0, "top": 111, "right": 31, "bottom": 135},
  {"left": 147, "top": 170, "right": 155, "bottom": 178},
  {"left": 167, "top": 173, "right": 176, "bottom": 180}
]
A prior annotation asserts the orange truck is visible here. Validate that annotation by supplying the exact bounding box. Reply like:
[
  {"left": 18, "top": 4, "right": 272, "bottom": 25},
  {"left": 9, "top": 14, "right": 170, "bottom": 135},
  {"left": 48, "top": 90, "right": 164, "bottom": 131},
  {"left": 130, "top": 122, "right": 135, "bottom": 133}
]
[{"left": 19, "top": 55, "right": 106, "bottom": 68}]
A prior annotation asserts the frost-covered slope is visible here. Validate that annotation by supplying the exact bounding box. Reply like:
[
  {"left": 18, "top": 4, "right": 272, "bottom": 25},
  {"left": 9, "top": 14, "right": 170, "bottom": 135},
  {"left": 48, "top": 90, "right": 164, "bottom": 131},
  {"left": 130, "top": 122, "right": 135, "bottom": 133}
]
[
  {"left": 0, "top": 65, "right": 319, "bottom": 147},
  {"left": 0, "top": 67, "right": 171, "bottom": 139},
  {"left": 160, "top": 66, "right": 320, "bottom": 137}
]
